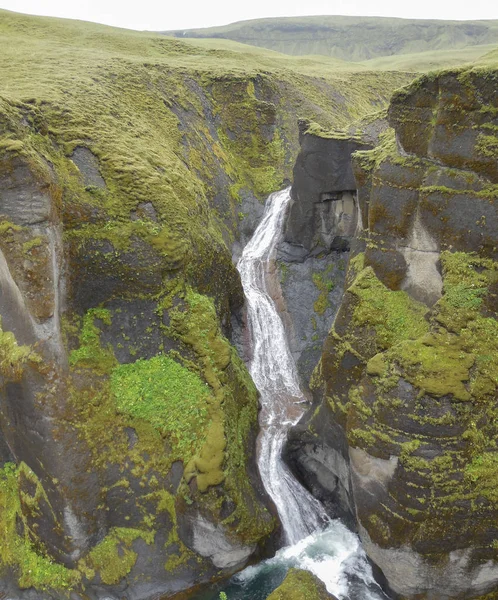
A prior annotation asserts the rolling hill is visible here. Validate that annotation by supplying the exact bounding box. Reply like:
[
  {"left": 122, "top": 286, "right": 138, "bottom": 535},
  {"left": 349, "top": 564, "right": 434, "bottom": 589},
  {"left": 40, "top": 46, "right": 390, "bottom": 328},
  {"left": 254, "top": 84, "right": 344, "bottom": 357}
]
[{"left": 162, "top": 15, "right": 498, "bottom": 62}]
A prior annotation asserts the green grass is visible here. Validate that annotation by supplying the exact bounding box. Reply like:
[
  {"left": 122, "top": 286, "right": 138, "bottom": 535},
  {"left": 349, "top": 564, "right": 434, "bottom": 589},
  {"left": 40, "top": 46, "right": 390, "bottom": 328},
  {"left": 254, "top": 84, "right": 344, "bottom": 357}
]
[
  {"left": 361, "top": 44, "right": 498, "bottom": 71},
  {"left": 477, "top": 45, "right": 498, "bottom": 66}
]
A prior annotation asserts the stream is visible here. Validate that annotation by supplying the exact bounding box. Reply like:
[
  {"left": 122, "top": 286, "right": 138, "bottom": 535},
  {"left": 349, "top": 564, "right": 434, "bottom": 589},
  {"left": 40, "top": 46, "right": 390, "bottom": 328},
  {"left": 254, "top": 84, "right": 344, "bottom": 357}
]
[{"left": 190, "top": 188, "right": 388, "bottom": 600}]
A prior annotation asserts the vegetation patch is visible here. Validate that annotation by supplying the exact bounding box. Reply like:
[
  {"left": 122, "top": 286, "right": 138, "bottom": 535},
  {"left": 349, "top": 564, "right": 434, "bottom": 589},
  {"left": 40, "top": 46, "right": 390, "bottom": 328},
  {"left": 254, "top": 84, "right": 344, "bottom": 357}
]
[
  {"left": 80, "top": 527, "right": 154, "bottom": 585},
  {"left": 69, "top": 308, "right": 116, "bottom": 373},
  {"left": 0, "top": 317, "right": 41, "bottom": 380},
  {"left": 312, "top": 266, "right": 336, "bottom": 315},
  {"left": 0, "top": 462, "right": 81, "bottom": 591},
  {"left": 349, "top": 265, "right": 429, "bottom": 348},
  {"left": 267, "top": 567, "right": 333, "bottom": 600},
  {"left": 111, "top": 354, "right": 212, "bottom": 457}
]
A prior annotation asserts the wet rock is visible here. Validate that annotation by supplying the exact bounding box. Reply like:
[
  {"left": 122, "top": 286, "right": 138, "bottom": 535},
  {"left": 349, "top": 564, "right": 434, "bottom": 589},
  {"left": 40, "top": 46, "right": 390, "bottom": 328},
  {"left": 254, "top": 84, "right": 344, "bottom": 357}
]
[{"left": 189, "top": 515, "right": 256, "bottom": 569}]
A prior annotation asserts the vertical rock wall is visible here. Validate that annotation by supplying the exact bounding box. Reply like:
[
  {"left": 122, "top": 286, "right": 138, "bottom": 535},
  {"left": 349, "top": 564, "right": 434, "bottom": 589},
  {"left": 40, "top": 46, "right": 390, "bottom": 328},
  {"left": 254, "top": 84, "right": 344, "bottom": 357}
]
[
  {"left": 287, "top": 68, "right": 498, "bottom": 599},
  {"left": 276, "top": 123, "right": 372, "bottom": 388}
]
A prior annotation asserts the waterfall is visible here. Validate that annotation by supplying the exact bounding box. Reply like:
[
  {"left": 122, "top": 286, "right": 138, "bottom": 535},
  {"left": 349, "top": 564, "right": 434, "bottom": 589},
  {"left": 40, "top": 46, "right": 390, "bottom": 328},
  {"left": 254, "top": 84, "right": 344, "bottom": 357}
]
[
  {"left": 234, "top": 188, "right": 388, "bottom": 600},
  {"left": 237, "top": 187, "right": 328, "bottom": 544}
]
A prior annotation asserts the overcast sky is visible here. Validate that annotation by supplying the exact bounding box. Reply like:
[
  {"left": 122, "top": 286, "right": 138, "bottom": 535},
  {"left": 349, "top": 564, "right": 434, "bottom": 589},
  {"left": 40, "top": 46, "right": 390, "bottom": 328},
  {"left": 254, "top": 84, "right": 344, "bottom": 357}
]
[{"left": 1, "top": 0, "right": 497, "bottom": 31}]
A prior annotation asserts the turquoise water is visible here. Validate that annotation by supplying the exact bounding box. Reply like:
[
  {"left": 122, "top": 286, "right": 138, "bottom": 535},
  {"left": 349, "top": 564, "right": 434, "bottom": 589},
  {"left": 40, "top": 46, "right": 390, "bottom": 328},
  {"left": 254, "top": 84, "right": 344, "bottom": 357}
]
[{"left": 188, "top": 522, "right": 390, "bottom": 600}]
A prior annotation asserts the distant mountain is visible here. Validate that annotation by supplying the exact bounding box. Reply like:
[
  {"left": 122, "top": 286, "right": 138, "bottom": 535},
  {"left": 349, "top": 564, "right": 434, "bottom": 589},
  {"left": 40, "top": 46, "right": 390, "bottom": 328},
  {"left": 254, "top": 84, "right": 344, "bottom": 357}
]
[{"left": 162, "top": 15, "right": 498, "bottom": 62}]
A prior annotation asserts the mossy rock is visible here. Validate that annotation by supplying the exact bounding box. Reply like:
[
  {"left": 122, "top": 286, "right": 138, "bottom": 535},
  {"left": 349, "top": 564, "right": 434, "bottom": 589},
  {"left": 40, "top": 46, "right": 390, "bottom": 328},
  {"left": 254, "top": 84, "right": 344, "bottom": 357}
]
[{"left": 267, "top": 569, "right": 338, "bottom": 600}]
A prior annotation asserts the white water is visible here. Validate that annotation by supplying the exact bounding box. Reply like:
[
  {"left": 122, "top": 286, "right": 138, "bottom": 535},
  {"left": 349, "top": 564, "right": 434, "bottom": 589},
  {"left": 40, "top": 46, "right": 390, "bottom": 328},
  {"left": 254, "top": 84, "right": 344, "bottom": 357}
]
[
  {"left": 236, "top": 188, "right": 387, "bottom": 599},
  {"left": 237, "top": 188, "right": 327, "bottom": 543}
]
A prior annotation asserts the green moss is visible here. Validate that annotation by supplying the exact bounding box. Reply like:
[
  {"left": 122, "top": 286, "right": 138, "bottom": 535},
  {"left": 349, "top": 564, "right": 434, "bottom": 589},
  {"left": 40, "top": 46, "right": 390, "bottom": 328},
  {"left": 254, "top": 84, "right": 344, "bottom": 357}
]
[
  {"left": 166, "top": 288, "right": 273, "bottom": 539},
  {"left": 476, "top": 133, "right": 498, "bottom": 158},
  {"left": 466, "top": 453, "right": 498, "bottom": 504},
  {"left": 305, "top": 120, "right": 363, "bottom": 141},
  {"left": 349, "top": 266, "right": 429, "bottom": 348},
  {"left": 267, "top": 568, "right": 333, "bottom": 600},
  {"left": 0, "top": 138, "right": 24, "bottom": 152},
  {"left": 0, "top": 317, "right": 41, "bottom": 380},
  {"left": 279, "top": 261, "right": 289, "bottom": 284},
  {"left": 353, "top": 128, "right": 399, "bottom": 173},
  {"left": 111, "top": 354, "right": 212, "bottom": 457},
  {"left": 69, "top": 308, "right": 116, "bottom": 373},
  {"left": 0, "top": 462, "right": 81, "bottom": 591},
  {"left": 348, "top": 250, "right": 498, "bottom": 551},
  {"left": 0, "top": 220, "right": 23, "bottom": 235},
  {"left": 22, "top": 236, "right": 44, "bottom": 254},
  {"left": 312, "top": 267, "right": 335, "bottom": 315},
  {"left": 388, "top": 331, "right": 473, "bottom": 401},
  {"left": 81, "top": 527, "right": 154, "bottom": 585},
  {"left": 211, "top": 80, "right": 286, "bottom": 200},
  {"left": 366, "top": 353, "right": 387, "bottom": 377},
  {"left": 437, "top": 252, "right": 496, "bottom": 331}
]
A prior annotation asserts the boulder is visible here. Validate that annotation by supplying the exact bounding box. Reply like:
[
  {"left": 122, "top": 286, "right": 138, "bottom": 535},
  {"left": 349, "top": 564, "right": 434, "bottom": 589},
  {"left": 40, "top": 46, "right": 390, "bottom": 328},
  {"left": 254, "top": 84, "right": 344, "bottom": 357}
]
[{"left": 267, "top": 568, "right": 338, "bottom": 600}]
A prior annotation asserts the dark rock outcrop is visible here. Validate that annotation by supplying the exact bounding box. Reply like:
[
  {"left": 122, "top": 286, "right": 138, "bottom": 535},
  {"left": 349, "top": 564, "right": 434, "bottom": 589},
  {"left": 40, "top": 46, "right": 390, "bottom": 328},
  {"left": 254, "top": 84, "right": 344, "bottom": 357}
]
[
  {"left": 284, "top": 121, "right": 371, "bottom": 253},
  {"left": 287, "top": 67, "right": 498, "bottom": 599},
  {"left": 276, "top": 125, "right": 372, "bottom": 388}
]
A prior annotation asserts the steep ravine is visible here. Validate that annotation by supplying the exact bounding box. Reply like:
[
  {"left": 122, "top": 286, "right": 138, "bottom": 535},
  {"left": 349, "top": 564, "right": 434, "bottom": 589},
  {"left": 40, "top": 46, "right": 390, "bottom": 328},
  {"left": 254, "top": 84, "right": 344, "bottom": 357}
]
[
  {"left": 286, "top": 66, "right": 498, "bottom": 599},
  {"left": 0, "top": 9, "right": 414, "bottom": 600}
]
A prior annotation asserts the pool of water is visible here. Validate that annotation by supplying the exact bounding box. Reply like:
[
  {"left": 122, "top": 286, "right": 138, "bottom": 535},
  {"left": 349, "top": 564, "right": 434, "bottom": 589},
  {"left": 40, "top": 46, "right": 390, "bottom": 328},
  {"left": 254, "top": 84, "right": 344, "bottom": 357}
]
[{"left": 188, "top": 521, "right": 390, "bottom": 600}]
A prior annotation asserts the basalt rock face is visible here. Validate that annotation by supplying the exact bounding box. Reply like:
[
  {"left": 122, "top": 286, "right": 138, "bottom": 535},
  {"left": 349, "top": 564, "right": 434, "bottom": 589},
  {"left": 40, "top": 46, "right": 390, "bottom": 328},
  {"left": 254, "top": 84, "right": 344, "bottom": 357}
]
[
  {"left": 289, "top": 68, "right": 498, "bottom": 599},
  {"left": 284, "top": 122, "right": 371, "bottom": 254},
  {"left": 276, "top": 126, "right": 372, "bottom": 388}
]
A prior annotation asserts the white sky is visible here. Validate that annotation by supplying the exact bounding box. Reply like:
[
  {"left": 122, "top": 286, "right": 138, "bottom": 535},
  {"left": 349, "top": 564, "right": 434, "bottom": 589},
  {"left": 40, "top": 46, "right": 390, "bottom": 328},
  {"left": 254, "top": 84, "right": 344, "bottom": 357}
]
[{"left": 1, "top": 0, "right": 497, "bottom": 31}]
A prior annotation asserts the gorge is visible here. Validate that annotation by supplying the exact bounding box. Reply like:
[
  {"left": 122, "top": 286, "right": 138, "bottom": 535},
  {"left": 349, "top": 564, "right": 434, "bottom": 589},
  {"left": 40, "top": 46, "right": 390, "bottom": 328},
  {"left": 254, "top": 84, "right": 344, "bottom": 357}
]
[{"left": 0, "top": 8, "right": 498, "bottom": 600}]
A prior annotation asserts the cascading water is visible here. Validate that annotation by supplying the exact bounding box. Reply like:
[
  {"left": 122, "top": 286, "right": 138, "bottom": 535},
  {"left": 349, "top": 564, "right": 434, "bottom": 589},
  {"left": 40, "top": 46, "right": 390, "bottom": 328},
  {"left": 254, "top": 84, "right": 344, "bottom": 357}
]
[
  {"left": 188, "top": 188, "right": 387, "bottom": 600},
  {"left": 230, "top": 188, "right": 388, "bottom": 599},
  {"left": 237, "top": 187, "right": 328, "bottom": 544}
]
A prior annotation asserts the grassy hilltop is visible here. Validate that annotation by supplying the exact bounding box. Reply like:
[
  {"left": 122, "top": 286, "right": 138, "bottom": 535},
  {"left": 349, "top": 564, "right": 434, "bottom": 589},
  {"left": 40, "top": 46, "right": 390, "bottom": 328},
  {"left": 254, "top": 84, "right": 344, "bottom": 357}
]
[{"left": 163, "top": 15, "right": 498, "bottom": 63}]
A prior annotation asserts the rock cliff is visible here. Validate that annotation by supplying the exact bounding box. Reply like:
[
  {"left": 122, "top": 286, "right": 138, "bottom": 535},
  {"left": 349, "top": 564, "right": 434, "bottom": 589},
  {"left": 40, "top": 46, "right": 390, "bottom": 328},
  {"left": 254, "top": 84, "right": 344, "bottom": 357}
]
[
  {"left": 287, "top": 67, "right": 498, "bottom": 599},
  {"left": 276, "top": 120, "right": 380, "bottom": 390}
]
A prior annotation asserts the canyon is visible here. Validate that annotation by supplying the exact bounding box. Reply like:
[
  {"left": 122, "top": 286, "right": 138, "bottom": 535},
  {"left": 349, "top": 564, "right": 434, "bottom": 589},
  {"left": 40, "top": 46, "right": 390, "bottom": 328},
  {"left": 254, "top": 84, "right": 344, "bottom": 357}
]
[{"left": 0, "top": 8, "right": 497, "bottom": 600}]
